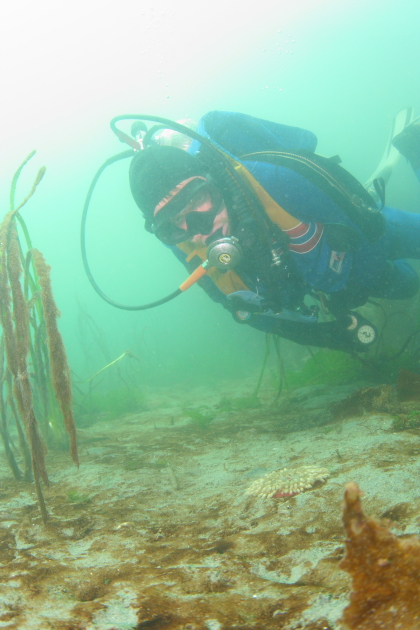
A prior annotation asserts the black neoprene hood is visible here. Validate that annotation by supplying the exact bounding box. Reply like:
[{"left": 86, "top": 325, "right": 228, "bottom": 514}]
[{"left": 129, "top": 145, "right": 207, "bottom": 228}]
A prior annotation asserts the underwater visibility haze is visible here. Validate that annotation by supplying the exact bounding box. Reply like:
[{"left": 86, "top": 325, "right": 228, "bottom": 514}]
[{"left": 1, "top": 0, "right": 420, "bottom": 628}]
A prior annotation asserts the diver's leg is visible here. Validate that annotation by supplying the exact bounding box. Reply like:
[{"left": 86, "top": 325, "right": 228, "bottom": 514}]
[
  {"left": 346, "top": 206, "right": 420, "bottom": 301},
  {"left": 368, "top": 260, "right": 419, "bottom": 300},
  {"left": 392, "top": 118, "right": 420, "bottom": 181},
  {"left": 381, "top": 206, "right": 420, "bottom": 260}
]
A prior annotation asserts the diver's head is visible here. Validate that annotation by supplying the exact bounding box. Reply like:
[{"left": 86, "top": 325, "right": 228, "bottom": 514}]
[{"left": 129, "top": 145, "right": 228, "bottom": 246}]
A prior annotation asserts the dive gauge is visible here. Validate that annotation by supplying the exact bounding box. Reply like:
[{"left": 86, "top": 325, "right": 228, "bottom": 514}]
[
  {"left": 357, "top": 324, "right": 377, "bottom": 344},
  {"left": 347, "top": 314, "right": 377, "bottom": 346}
]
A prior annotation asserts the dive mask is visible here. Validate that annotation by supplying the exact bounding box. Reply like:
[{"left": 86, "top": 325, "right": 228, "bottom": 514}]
[{"left": 153, "top": 181, "right": 224, "bottom": 246}]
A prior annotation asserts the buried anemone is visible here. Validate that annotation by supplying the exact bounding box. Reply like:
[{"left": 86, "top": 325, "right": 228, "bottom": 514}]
[{"left": 245, "top": 465, "right": 330, "bottom": 499}]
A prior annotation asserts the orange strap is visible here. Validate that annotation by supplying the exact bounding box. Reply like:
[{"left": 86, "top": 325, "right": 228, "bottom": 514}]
[
  {"left": 179, "top": 264, "right": 209, "bottom": 291},
  {"left": 231, "top": 158, "right": 300, "bottom": 230},
  {"left": 176, "top": 157, "right": 300, "bottom": 294},
  {"left": 177, "top": 242, "right": 249, "bottom": 294}
]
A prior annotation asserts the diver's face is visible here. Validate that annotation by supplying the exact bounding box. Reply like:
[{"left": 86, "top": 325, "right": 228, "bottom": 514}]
[
  {"left": 155, "top": 185, "right": 228, "bottom": 246},
  {"left": 172, "top": 187, "right": 229, "bottom": 246},
  {"left": 190, "top": 206, "right": 229, "bottom": 246}
]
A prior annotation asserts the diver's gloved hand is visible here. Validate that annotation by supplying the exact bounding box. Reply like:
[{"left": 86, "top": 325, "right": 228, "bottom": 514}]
[
  {"left": 226, "top": 290, "right": 267, "bottom": 314},
  {"left": 226, "top": 290, "right": 319, "bottom": 324},
  {"left": 339, "top": 312, "right": 378, "bottom": 352}
]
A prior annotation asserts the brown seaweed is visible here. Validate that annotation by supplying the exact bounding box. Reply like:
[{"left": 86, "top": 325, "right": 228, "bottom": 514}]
[
  {"left": 396, "top": 368, "right": 420, "bottom": 401},
  {"left": 0, "top": 211, "right": 49, "bottom": 522},
  {"left": 0, "top": 153, "right": 78, "bottom": 523},
  {"left": 32, "top": 249, "right": 78, "bottom": 466}
]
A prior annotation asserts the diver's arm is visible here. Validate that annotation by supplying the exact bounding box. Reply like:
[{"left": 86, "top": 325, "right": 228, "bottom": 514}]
[
  {"left": 169, "top": 243, "right": 368, "bottom": 352},
  {"left": 244, "top": 314, "right": 368, "bottom": 353}
]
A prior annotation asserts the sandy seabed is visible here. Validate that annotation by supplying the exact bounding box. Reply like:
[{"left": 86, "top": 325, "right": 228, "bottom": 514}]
[{"left": 1, "top": 377, "right": 420, "bottom": 630}]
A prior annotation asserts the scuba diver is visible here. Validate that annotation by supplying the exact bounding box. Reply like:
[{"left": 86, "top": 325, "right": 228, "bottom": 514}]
[{"left": 83, "top": 111, "right": 420, "bottom": 355}]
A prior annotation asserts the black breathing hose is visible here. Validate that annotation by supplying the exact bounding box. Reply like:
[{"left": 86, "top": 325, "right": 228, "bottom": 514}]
[
  {"left": 81, "top": 114, "right": 281, "bottom": 311},
  {"left": 110, "top": 115, "right": 277, "bottom": 246},
  {"left": 80, "top": 149, "right": 182, "bottom": 310}
]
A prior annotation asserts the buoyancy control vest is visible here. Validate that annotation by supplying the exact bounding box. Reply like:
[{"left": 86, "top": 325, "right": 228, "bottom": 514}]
[
  {"left": 190, "top": 111, "right": 385, "bottom": 252},
  {"left": 175, "top": 158, "right": 312, "bottom": 312}
]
